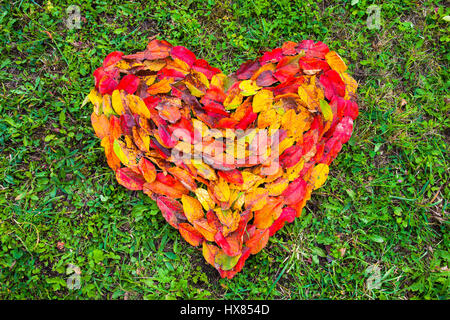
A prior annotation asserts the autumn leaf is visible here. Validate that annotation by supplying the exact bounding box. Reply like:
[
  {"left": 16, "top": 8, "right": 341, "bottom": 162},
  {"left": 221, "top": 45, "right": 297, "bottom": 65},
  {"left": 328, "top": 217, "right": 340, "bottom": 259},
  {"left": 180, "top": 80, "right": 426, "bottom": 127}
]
[
  {"left": 91, "top": 112, "right": 110, "bottom": 139},
  {"left": 156, "top": 196, "right": 184, "bottom": 229},
  {"left": 90, "top": 39, "right": 359, "bottom": 279},
  {"left": 143, "top": 180, "right": 188, "bottom": 199},
  {"left": 116, "top": 167, "right": 146, "bottom": 190},
  {"left": 138, "top": 157, "right": 156, "bottom": 183},
  {"left": 308, "top": 163, "right": 329, "bottom": 190},
  {"left": 194, "top": 188, "right": 216, "bottom": 211},
  {"left": 252, "top": 89, "right": 274, "bottom": 113},
  {"left": 245, "top": 188, "right": 268, "bottom": 211},
  {"left": 179, "top": 223, "right": 204, "bottom": 246},
  {"left": 147, "top": 78, "right": 174, "bottom": 95},
  {"left": 127, "top": 94, "right": 151, "bottom": 119},
  {"left": 325, "top": 51, "right": 347, "bottom": 73},
  {"left": 193, "top": 218, "right": 217, "bottom": 242},
  {"left": 181, "top": 194, "right": 205, "bottom": 223},
  {"left": 111, "top": 89, "right": 125, "bottom": 115},
  {"left": 245, "top": 228, "right": 270, "bottom": 254}
]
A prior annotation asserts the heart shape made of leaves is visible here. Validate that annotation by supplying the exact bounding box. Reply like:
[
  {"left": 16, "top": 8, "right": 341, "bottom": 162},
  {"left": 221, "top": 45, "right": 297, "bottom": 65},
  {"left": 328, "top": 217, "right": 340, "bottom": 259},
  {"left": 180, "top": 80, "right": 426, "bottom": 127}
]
[{"left": 88, "top": 38, "right": 358, "bottom": 279}]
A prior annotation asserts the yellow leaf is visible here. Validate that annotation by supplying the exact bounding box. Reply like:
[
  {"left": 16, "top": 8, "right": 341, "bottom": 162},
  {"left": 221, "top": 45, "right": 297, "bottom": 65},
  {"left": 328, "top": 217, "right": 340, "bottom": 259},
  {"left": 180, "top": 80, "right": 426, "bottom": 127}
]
[
  {"left": 210, "top": 73, "right": 227, "bottom": 90},
  {"left": 245, "top": 188, "right": 268, "bottom": 211},
  {"left": 127, "top": 94, "right": 151, "bottom": 119},
  {"left": 185, "top": 81, "right": 206, "bottom": 97},
  {"left": 319, "top": 100, "right": 333, "bottom": 122},
  {"left": 111, "top": 89, "right": 125, "bottom": 115},
  {"left": 278, "top": 137, "right": 295, "bottom": 154},
  {"left": 143, "top": 59, "right": 166, "bottom": 71},
  {"left": 240, "top": 171, "right": 264, "bottom": 190},
  {"left": 181, "top": 194, "right": 205, "bottom": 223},
  {"left": 113, "top": 139, "right": 138, "bottom": 167},
  {"left": 257, "top": 108, "right": 278, "bottom": 129},
  {"left": 239, "top": 80, "right": 261, "bottom": 96},
  {"left": 214, "top": 208, "right": 240, "bottom": 234},
  {"left": 195, "top": 188, "right": 216, "bottom": 211},
  {"left": 191, "top": 159, "right": 217, "bottom": 181},
  {"left": 102, "top": 94, "right": 115, "bottom": 117},
  {"left": 88, "top": 88, "right": 103, "bottom": 115},
  {"left": 211, "top": 177, "right": 231, "bottom": 203},
  {"left": 325, "top": 51, "right": 347, "bottom": 73},
  {"left": 285, "top": 158, "right": 305, "bottom": 181},
  {"left": 266, "top": 177, "right": 289, "bottom": 196},
  {"left": 142, "top": 75, "right": 157, "bottom": 86},
  {"left": 116, "top": 60, "right": 131, "bottom": 71},
  {"left": 252, "top": 89, "right": 273, "bottom": 113},
  {"left": 309, "top": 163, "right": 329, "bottom": 190},
  {"left": 340, "top": 72, "right": 358, "bottom": 100},
  {"left": 223, "top": 87, "right": 243, "bottom": 110}
]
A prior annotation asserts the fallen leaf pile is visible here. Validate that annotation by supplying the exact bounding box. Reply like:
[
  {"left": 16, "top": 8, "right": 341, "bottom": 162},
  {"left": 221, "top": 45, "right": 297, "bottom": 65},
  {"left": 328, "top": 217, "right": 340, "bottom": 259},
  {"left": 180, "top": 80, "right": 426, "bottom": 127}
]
[{"left": 88, "top": 38, "right": 358, "bottom": 278}]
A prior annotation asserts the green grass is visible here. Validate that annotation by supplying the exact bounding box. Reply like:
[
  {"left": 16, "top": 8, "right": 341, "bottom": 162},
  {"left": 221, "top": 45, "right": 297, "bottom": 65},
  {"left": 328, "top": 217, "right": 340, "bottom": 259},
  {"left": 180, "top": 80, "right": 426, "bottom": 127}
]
[{"left": 0, "top": 0, "right": 449, "bottom": 300}]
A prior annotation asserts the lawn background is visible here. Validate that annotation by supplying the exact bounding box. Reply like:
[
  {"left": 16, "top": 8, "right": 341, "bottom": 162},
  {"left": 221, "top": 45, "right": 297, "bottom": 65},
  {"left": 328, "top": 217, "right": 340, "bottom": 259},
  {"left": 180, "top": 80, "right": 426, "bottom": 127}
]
[{"left": 0, "top": 0, "right": 448, "bottom": 299}]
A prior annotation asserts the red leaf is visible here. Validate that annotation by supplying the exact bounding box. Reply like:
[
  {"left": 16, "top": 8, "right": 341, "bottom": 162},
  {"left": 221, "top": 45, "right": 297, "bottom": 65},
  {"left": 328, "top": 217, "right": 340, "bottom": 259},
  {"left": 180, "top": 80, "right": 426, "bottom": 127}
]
[
  {"left": 117, "top": 74, "right": 140, "bottom": 94},
  {"left": 271, "top": 76, "right": 304, "bottom": 96},
  {"left": 320, "top": 70, "right": 346, "bottom": 100},
  {"left": 156, "top": 196, "right": 184, "bottom": 229},
  {"left": 171, "top": 46, "right": 196, "bottom": 67},
  {"left": 273, "top": 56, "right": 300, "bottom": 83},
  {"left": 116, "top": 167, "right": 146, "bottom": 191},
  {"left": 98, "top": 75, "right": 118, "bottom": 95},
  {"left": 255, "top": 70, "right": 278, "bottom": 87},
  {"left": 281, "top": 41, "right": 298, "bottom": 55},
  {"left": 157, "top": 67, "right": 187, "bottom": 81},
  {"left": 280, "top": 145, "right": 303, "bottom": 168},
  {"left": 103, "top": 51, "right": 123, "bottom": 68},
  {"left": 260, "top": 48, "right": 283, "bottom": 65},
  {"left": 214, "top": 231, "right": 242, "bottom": 257},
  {"left": 245, "top": 228, "right": 269, "bottom": 254},
  {"left": 236, "top": 60, "right": 261, "bottom": 80},
  {"left": 281, "top": 177, "right": 307, "bottom": 205},
  {"left": 333, "top": 116, "right": 353, "bottom": 144},
  {"left": 192, "top": 59, "right": 221, "bottom": 79},
  {"left": 297, "top": 40, "right": 329, "bottom": 59},
  {"left": 269, "top": 206, "right": 296, "bottom": 236},
  {"left": 218, "top": 169, "right": 244, "bottom": 185}
]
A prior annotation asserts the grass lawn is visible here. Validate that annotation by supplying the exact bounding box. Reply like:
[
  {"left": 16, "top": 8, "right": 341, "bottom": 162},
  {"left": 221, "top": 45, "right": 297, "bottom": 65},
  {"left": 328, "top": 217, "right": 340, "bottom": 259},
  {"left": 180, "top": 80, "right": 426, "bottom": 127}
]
[{"left": 0, "top": 0, "right": 448, "bottom": 300}]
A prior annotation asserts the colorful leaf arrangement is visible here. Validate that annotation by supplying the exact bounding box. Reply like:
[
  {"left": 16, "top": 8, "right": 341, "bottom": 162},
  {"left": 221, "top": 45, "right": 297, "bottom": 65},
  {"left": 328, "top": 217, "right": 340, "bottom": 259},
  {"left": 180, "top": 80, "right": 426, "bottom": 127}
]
[{"left": 88, "top": 38, "right": 358, "bottom": 279}]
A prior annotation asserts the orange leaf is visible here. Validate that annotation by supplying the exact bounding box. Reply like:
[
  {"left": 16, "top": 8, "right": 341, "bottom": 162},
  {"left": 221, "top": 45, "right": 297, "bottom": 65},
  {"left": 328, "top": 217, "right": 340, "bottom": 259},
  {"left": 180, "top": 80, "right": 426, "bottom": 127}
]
[
  {"left": 193, "top": 218, "right": 217, "bottom": 242},
  {"left": 244, "top": 188, "right": 268, "bottom": 211},
  {"left": 181, "top": 194, "right": 205, "bottom": 223},
  {"left": 143, "top": 180, "right": 188, "bottom": 198},
  {"left": 325, "top": 51, "right": 347, "bottom": 73},
  {"left": 91, "top": 112, "right": 110, "bottom": 139},
  {"left": 253, "top": 197, "right": 283, "bottom": 228},
  {"left": 245, "top": 228, "right": 270, "bottom": 254},
  {"left": 101, "top": 136, "right": 121, "bottom": 171},
  {"left": 147, "top": 78, "right": 174, "bottom": 95},
  {"left": 138, "top": 157, "right": 156, "bottom": 183},
  {"left": 178, "top": 223, "right": 204, "bottom": 246}
]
